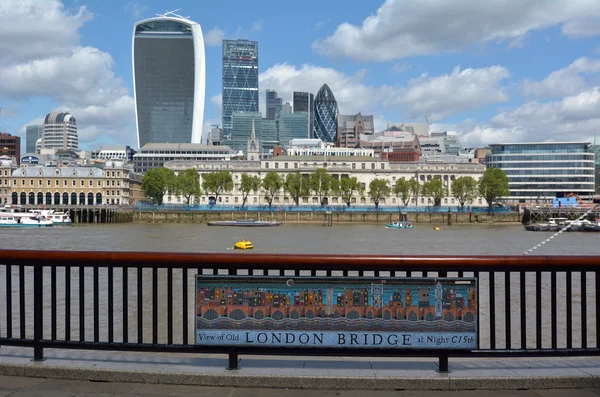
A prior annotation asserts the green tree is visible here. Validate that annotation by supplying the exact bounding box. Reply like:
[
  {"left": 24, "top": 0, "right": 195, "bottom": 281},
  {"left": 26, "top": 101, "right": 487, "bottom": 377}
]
[
  {"left": 239, "top": 173, "right": 261, "bottom": 207},
  {"left": 393, "top": 178, "right": 411, "bottom": 207},
  {"left": 451, "top": 176, "right": 478, "bottom": 209},
  {"left": 309, "top": 168, "right": 334, "bottom": 206},
  {"left": 141, "top": 168, "right": 176, "bottom": 205},
  {"left": 285, "top": 172, "right": 309, "bottom": 206},
  {"left": 174, "top": 168, "right": 201, "bottom": 206},
  {"left": 408, "top": 178, "right": 421, "bottom": 207},
  {"left": 421, "top": 178, "right": 445, "bottom": 206},
  {"left": 368, "top": 178, "right": 391, "bottom": 209},
  {"left": 262, "top": 171, "right": 283, "bottom": 207},
  {"left": 201, "top": 170, "right": 233, "bottom": 203},
  {"left": 479, "top": 167, "right": 510, "bottom": 213},
  {"left": 335, "top": 176, "right": 364, "bottom": 207}
]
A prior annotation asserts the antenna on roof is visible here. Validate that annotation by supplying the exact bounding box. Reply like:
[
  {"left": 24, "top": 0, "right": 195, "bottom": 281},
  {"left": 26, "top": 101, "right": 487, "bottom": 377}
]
[{"left": 157, "top": 9, "right": 190, "bottom": 19}]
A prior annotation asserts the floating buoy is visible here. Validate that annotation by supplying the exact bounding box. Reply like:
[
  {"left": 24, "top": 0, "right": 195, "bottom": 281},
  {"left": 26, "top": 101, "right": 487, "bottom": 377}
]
[
  {"left": 234, "top": 239, "right": 254, "bottom": 250},
  {"left": 433, "top": 227, "right": 441, "bottom": 231}
]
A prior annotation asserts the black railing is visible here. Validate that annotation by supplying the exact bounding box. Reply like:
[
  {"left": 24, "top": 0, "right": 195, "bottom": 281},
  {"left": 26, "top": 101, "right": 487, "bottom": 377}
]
[{"left": 0, "top": 251, "right": 599, "bottom": 372}]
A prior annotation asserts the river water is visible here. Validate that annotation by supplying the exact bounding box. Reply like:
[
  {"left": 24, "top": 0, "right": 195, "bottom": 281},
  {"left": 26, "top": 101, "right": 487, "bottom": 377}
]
[{"left": 0, "top": 223, "right": 599, "bottom": 351}]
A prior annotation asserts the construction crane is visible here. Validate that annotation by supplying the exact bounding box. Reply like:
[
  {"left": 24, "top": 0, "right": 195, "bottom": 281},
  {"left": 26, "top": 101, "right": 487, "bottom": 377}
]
[{"left": 424, "top": 115, "right": 430, "bottom": 135}]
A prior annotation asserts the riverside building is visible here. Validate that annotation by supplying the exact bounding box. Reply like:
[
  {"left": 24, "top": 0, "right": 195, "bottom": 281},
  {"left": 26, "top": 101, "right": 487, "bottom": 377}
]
[
  {"left": 486, "top": 142, "right": 595, "bottom": 203},
  {"left": 133, "top": 143, "right": 234, "bottom": 173}
]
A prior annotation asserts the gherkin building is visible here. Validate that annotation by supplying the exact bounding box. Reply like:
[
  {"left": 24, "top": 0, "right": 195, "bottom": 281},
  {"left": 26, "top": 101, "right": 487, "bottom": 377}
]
[{"left": 314, "top": 84, "right": 339, "bottom": 142}]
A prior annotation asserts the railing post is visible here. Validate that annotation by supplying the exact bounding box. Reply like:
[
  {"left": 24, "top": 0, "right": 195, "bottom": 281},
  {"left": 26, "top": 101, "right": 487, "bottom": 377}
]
[
  {"left": 437, "top": 355, "right": 450, "bottom": 373},
  {"left": 33, "top": 265, "right": 44, "bottom": 361},
  {"left": 227, "top": 350, "right": 239, "bottom": 370}
]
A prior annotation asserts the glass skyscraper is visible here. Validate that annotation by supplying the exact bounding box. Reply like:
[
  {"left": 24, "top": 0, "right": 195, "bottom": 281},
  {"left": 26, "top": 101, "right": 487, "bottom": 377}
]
[
  {"left": 25, "top": 125, "right": 42, "bottom": 154},
  {"left": 293, "top": 92, "right": 314, "bottom": 138},
  {"left": 132, "top": 15, "right": 205, "bottom": 148},
  {"left": 222, "top": 40, "right": 259, "bottom": 136},
  {"left": 230, "top": 112, "right": 262, "bottom": 154},
  {"left": 266, "top": 89, "right": 282, "bottom": 120},
  {"left": 279, "top": 112, "right": 310, "bottom": 147},
  {"left": 313, "top": 84, "right": 339, "bottom": 142},
  {"left": 487, "top": 142, "right": 595, "bottom": 202}
]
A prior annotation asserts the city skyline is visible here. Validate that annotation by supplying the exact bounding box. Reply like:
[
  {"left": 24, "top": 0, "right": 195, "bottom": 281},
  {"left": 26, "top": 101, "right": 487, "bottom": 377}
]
[{"left": 1, "top": 1, "right": 600, "bottom": 151}]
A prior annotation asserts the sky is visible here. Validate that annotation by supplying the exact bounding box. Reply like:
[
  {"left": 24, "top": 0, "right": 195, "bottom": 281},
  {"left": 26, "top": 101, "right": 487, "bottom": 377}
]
[{"left": 1, "top": 0, "right": 600, "bottom": 151}]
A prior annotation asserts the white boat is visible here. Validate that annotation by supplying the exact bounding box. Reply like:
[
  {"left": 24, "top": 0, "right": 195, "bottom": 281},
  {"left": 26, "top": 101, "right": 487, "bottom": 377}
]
[
  {"left": 0, "top": 214, "right": 53, "bottom": 227},
  {"left": 30, "top": 209, "right": 73, "bottom": 225}
]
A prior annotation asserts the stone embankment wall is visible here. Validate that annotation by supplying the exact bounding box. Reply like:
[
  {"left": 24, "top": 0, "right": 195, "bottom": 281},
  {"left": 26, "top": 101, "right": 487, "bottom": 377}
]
[{"left": 134, "top": 210, "right": 521, "bottom": 224}]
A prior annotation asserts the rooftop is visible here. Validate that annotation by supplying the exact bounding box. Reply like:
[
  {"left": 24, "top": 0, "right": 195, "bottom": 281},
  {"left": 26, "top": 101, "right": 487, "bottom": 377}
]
[
  {"left": 489, "top": 142, "right": 591, "bottom": 146},
  {"left": 270, "top": 155, "right": 381, "bottom": 162},
  {"left": 139, "top": 143, "right": 232, "bottom": 151}
]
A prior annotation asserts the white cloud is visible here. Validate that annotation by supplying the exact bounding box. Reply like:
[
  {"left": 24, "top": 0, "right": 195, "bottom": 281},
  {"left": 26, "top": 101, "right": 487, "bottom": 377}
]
[
  {"left": 595, "top": 45, "right": 600, "bottom": 54},
  {"left": 258, "top": 63, "right": 510, "bottom": 122},
  {"left": 123, "top": 0, "right": 148, "bottom": 19},
  {"left": 393, "top": 63, "right": 411, "bottom": 74},
  {"left": 204, "top": 28, "right": 225, "bottom": 46},
  {"left": 210, "top": 94, "right": 222, "bottom": 117},
  {"left": 315, "top": 19, "right": 330, "bottom": 30},
  {"left": 0, "top": 0, "right": 92, "bottom": 64},
  {"left": 251, "top": 20, "right": 263, "bottom": 32},
  {"left": 456, "top": 88, "right": 600, "bottom": 147},
  {"left": 313, "top": 0, "right": 600, "bottom": 62},
  {"left": 523, "top": 57, "right": 600, "bottom": 98},
  {"left": 0, "top": 0, "right": 135, "bottom": 148}
]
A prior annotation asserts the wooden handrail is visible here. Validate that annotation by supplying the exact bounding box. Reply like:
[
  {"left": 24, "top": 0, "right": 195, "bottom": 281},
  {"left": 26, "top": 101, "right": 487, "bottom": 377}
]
[{"left": 0, "top": 249, "right": 598, "bottom": 270}]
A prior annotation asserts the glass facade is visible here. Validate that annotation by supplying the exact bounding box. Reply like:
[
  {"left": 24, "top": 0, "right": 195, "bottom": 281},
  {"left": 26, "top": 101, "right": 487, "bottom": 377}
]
[
  {"left": 293, "top": 92, "right": 314, "bottom": 138},
  {"left": 26, "top": 125, "right": 42, "bottom": 154},
  {"left": 222, "top": 40, "right": 259, "bottom": 136},
  {"left": 261, "top": 119, "right": 279, "bottom": 153},
  {"left": 279, "top": 112, "right": 310, "bottom": 147},
  {"left": 134, "top": 17, "right": 202, "bottom": 147},
  {"left": 229, "top": 112, "right": 262, "bottom": 154},
  {"left": 487, "top": 143, "right": 595, "bottom": 202},
  {"left": 266, "top": 89, "right": 282, "bottom": 120},
  {"left": 314, "top": 84, "right": 338, "bottom": 142}
]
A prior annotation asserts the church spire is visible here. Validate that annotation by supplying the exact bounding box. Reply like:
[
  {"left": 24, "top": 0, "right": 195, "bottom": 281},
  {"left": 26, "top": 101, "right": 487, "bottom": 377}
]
[{"left": 247, "top": 118, "right": 259, "bottom": 160}]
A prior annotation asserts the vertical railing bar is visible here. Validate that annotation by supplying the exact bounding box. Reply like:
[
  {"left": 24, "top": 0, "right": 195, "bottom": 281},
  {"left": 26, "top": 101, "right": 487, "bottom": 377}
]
[
  {"left": 152, "top": 267, "right": 158, "bottom": 345},
  {"left": 93, "top": 266, "right": 99, "bottom": 343},
  {"left": 311, "top": 269, "right": 316, "bottom": 277},
  {"left": 122, "top": 267, "right": 128, "bottom": 344},
  {"left": 33, "top": 264, "right": 43, "bottom": 360},
  {"left": 407, "top": 271, "right": 412, "bottom": 278},
  {"left": 489, "top": 271, "right": 496, "bottom": 350},
  {"left": 536, "top": 271, "right": 542, "bottom": 350},
  {"left": 458, "top": 271, "right": 464, "bottom": 278},
  {"left": 19, "top": 265, "right": 25, "bottom": 340},
  {"left": 596, "top": 271, "right": 600, "bottom": 349},
  {"left": 137, "top": 267, "right": 143, "bottom": 344},
  {"left": 79, "top": 266, "right": 85, "bottom": 342},
  {"left": 65, "top": 265, "right": 71, "bottom": 341},
  {"left": 505, "top": 271, "right": 511, "bottom": 349},
  {"left": 294, "top": 269, "right": 300, "bottom": 277},
  {"left": 566, "top": 271, "right": 572, "bottom": 350},
  {"left": 167, "top": 267, "right": 173, "bottom": 345},
  {"left": 551, "top": 271, "right": 557, "bottom": 350},
  {"left": 374, "top": 270, "right": 380, "bottom": 278},
  {"left": 326, "top": 269, "right": 332, "bottom": 277},
  {"left": 5, "top": 264, "right": 12, "bottom": 339},
  {"left": 474, "top": 271, "right": 480, "bottom": 349},
  {"left": 50, "top": 266, "right": 56, "bottom": 341},
  {"left": 520, "top": 271, "right": 526, "bottom": 350},
  {"left": 582, "top": 271, "right": 587, "bottom": 349},
  {"left": 108, "top": 267, "right": 114, "bottom": 344},
  {"left": 183, "top": 267, "right": 189, "bottom": 345}
]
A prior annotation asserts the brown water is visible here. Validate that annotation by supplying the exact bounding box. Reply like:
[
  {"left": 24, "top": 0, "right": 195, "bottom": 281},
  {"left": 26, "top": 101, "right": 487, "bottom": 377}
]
[{"left": 0, "top": 223, "right": 598, "bottom": 351}]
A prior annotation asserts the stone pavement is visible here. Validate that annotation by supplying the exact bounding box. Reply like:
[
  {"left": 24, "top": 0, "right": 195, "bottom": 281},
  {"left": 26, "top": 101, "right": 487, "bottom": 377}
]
[{"left": 2, "top": 346, "right": 600, "bottom": 391}]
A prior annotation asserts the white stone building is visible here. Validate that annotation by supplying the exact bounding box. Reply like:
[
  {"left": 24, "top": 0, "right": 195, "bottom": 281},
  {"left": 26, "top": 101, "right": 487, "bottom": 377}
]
[{"left": 163, "top": 155, "right": 487, "bottom": 207}]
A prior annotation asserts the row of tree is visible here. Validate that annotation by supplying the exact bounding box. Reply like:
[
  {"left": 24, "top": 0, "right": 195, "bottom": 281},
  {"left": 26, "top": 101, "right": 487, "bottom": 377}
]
[{"left": 142, "top": 167, "right": 509, "bottom": 211}]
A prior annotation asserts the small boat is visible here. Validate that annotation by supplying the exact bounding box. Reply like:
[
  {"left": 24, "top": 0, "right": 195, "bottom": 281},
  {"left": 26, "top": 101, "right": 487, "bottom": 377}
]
[
  {"left": 30, "top": 209, "right": 73, "bottom": 225},
  {"left": 385, "top": 221, "right": 414, "bottom": 229},
  {"left": 208, "top": 219, "right": 281, "bottom": 227},
  {"left": 0, "top": 215, "right": 53, "bottom": 227},
  {"left": 234, "top": 240, "right": 254, "bottom": 250}
]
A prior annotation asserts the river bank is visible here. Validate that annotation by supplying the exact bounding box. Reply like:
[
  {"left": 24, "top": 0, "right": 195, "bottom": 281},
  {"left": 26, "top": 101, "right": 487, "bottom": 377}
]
[{"left": 133, "top": 210, "right": 521, "bottom": 224}]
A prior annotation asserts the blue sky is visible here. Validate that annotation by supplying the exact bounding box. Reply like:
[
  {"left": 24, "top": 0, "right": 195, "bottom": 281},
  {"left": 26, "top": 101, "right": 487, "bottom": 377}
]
[{"left": 1, "top": 0, "right": 600, "bottom": 150}]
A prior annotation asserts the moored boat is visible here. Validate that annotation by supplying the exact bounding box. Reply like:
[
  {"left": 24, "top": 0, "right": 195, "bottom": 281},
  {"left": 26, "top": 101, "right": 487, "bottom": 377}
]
[
  {"left": 208, "top": 219, "right": 281, "bottom": 227},
  {"left": 30, "top": 209, "right": 73, "bottom": 225},
  {"left": 385, "top": 221, "right": 414, "bottom": 229},
  {"left": 0, "top": 214, "right": 53, "bottom": 227}
]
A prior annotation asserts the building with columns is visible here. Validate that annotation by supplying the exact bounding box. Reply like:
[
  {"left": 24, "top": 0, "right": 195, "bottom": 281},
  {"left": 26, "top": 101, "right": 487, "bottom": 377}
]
[{"left": 163, "top": 156, "right": 487, "bottom": 207}]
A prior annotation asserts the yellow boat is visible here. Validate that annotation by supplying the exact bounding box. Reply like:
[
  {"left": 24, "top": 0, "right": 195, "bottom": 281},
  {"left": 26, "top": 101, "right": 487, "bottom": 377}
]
[{"left": 234, "top": 239, "right": 254, "bottom": 250}]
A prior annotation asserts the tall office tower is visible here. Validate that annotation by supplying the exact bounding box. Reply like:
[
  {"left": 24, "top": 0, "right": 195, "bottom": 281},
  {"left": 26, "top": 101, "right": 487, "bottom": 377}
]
[
  {"left": 293, "top": 92, "right": 314, "bottom": 138},
  {"left": 313, "top": 84, "right": 339, "bottom": 143},
  {"left": 266, "top": 89, "right": 282, "bottom": 120},
  {"left": 222, "top": 40, "right": 259, "bottom": 135},
  {"left": 230, "top": 112, "right": 262, "bottom": 154},
  {"left": 281, "top": 102, "right": 292, "bottom": 115},
  {"left": 26, "top": 125, "right": 42, "bottom": 153},
  {"left": 132, "top": 12, "right": 205, "bottom": 148},
  {"left": 41, "top": 111, "right": 78, "bottom": 151},
  {"left": 278, "top": 112, "right": 309, "bottom": 147}
]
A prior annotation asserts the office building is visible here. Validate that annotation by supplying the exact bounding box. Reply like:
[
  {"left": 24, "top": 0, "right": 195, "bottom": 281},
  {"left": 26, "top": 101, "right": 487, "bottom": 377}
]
[
  {"left": 41, "top": 111, "right": 78, "bottom": 151},
  {"left": 261, "top": 119, "right": 279, "bottom": 153},
  {"left": 282, "top": 102, "right": 292, "bottom": 115},
  {"left": 293, "top": 92, "right": 314, "bottom": 137},
  {"left": 26, "top": 125, "right": 42, "bottom": 154},
  {"left": 486, "top": 142, "right": 595, "bottom": 202},
  {"left": 266, "top": 89, "right": 282, "bottom": 120},
  {"left": 278, "top": 112, "right": 310, "bottom": 147},
  {"left": 419, "top": 136, "right": 446, "bottom": 156},
  {"left": 0, "top": 133, "right": 21, "bottom": 165},
  {"left": 228, "top": 112, "right": 262, "bottom": 154},
  {"left": 208, "top": 126, "right": 223, "bottom": 145},
  {"left": 133, "top": 143, "right": 233, "bottom": 173},
  {"left": 361, "top": 131, "right": 421, "bottom": 162},
  {"left": 93, "top": 146, "right": 137, "bottom": 162},
  {"left": 387, "top": 122, "right": 429, "bottom": 137},
  {"left": 222, "top": 39, "right": 259, "bottom": 135},
  {"left": 431, "top": 131, "right": 463, "bottom": 155},
  {"left": 132, "top": 13, "right": 205, "bottom": 147},
  {"left": 314, "top": 84, "right": 339, "bottom": 143},
  {"left": 336, "top": 113, "right": 374, "bottom": 148}
]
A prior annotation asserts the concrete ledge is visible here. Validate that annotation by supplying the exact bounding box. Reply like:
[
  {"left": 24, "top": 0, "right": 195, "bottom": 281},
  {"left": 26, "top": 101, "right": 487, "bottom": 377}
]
[{"left": 1, "top": 362, "right": 599, "bottom": 391}]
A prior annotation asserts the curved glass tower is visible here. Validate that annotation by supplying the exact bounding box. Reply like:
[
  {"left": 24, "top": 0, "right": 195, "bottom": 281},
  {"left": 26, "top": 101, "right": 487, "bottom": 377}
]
[
  {"left": 314, "top": 84, "right": 338, "bottom": 142},
  {"left": 132, "top": 16, "right": 205, "bottom": 148}
]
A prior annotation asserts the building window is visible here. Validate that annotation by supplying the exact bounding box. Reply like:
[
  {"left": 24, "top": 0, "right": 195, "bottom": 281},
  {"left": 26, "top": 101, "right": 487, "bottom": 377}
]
[
  {"left": 117, "top": 172, "right": 120, "bottom": 177},
  {"left": 47, "top": 180, "right": 51, "bottom": 186},
  {"left": 55, "top": 180, "right": 59, "bottom": 186},
  {"left": 275, "top": 163, "right": 279, "bottom": 169},
  {"left": 30, "top": 180, "right": 33, "bottom": 186},
  {"left": 294, "top": 163, "right": 298, "bottom": 169},
  {"left": 112, "top": 171, "right": 115, "bottom": 177},
  {"left": 285, "top": 163, "right": 288, "bottom": 169},
  {"left": 72, "top": 180, "right": 76, "bottom": 186},
  {"left": 265, "top": 163, "right": 269, "bottom": 169},
  {"left": 362, "top": 164, "right": 365, "bottom": 170},
  {"left": 64, "top": 180, "right": 68, "bottom": 186},
  {"left": 81, "top": 180, "right": 84, "bottom": 186},
  {"left": 38, "top": 180, "right": 42, "bottom": 186},
  {"left": 381, "top": 163, "right": 385, "bottom": 170}
]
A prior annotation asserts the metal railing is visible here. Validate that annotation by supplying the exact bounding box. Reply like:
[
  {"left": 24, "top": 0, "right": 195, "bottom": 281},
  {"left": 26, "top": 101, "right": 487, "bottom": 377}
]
[{"left": 0, "top": 251, "right": 598, "bottom": 372}]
